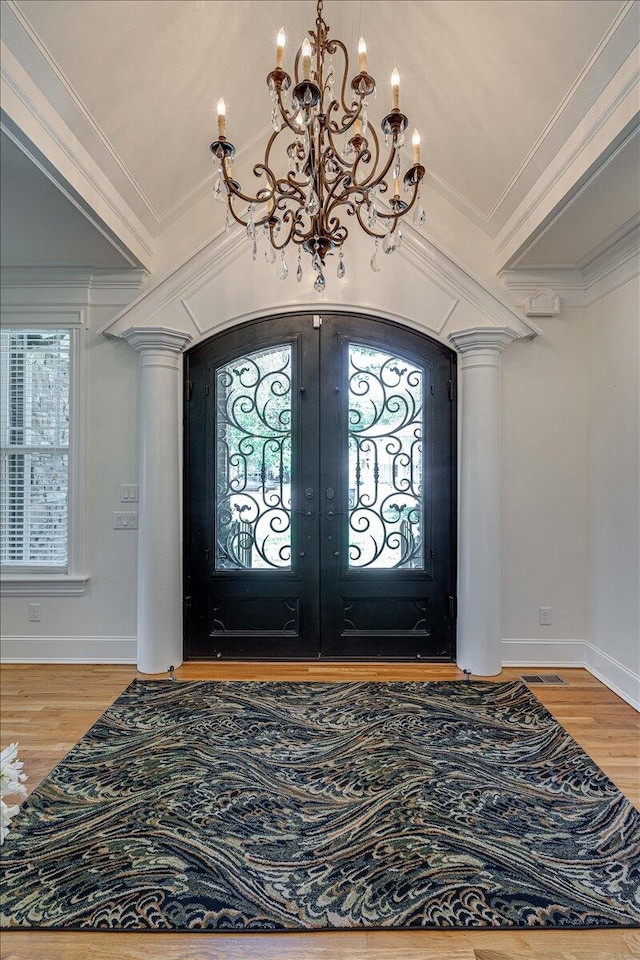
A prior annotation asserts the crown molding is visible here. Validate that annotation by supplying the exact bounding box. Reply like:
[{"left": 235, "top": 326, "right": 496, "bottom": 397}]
[
  {"left": 0, "top": 266, "right": 147, "bottom": 309},
  {"left": 0, "top": 42, "right": 154, "bottom": 269},
  {"left": 3, "top": 0, "right": 161, "bottom": 226},
  {"left": 494, "top": 46, "right": 640, "bottom": 270},
  {"left": 487, "top": 1, "right": 639, "bottom": 233},
  {"left": 500, "top": 223, "right": 640, "bottom": 308}
]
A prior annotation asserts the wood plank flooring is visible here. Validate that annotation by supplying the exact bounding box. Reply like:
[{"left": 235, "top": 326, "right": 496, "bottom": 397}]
[{"left": 1, "top": 663, "right": 638, "bottom": 960}]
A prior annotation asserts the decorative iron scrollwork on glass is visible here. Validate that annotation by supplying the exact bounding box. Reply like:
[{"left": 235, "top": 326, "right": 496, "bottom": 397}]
[
  {"left": 348, "top": 343, "right": 424, "bottom": 569},
  {"left": 215, "top": 345, "right": 292, "bottom": 570}
]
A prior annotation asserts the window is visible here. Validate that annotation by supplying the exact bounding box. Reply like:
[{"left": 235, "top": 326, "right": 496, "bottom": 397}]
[{"left": 1, "top": 324, "right": 87, "bottom": 595}]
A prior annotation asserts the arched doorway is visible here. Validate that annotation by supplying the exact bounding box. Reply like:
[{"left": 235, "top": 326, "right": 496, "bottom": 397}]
[{"left": 184, "top": 312, "right": 456, "bottom": 660}]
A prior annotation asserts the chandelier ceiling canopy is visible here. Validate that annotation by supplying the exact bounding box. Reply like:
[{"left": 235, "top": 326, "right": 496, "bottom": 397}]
[{"left": 210, "top": 0, "right": 426, "bottom": 291}]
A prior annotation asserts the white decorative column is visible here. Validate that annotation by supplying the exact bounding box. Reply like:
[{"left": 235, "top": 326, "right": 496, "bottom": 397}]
[
  {"left": 122, "top": 327, "right": 193, "bottom": 674},
  {"left": 448, "top": 327, "right": 517, "bottom": 676}
]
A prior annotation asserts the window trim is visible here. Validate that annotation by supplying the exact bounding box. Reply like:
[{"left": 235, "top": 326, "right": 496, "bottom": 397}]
[{"left": 0, "top": 310, "right": 88, "bottom": 596}]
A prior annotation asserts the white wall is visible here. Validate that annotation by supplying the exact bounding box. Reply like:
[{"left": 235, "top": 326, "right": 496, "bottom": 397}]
[
  {"left": 1, "top": 281, "right": 140, "bottom": 661},
  {"left": 586, "top": 276, "right": 640, "bottom": 699},
  {"left": 501, "top": 310, "right": 589, "bottom": 652},
  {"left": 2, "top": 266, "right": 638, "bottom": 700}
]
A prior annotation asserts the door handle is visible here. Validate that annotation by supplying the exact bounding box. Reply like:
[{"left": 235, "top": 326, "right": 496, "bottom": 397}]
[
  {"left": 292, "top": 509, "right": 314, "bottom": 518},
  {"left": 326, "top": 508, "right": 347, "bottom": 519}
]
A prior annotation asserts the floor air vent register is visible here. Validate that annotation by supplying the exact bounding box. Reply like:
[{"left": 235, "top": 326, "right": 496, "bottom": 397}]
[{"left": 520, "top": 675, "right": 567, "bottom": 685}]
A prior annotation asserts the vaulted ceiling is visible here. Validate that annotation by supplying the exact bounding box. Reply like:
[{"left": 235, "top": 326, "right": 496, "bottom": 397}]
[{"left": 1, "top": 0, "right": 638, "bottom": 282}]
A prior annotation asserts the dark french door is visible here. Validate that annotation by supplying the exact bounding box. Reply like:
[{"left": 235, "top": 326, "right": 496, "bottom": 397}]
[{"left": 184, "top": 313, "right": 456, "bottom": 661}]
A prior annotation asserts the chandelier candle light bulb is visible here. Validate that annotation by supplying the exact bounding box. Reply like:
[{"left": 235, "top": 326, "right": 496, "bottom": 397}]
[
  {"left": 391, "top": 68, "right": 400, "bottom": 110},
  {"left": 302, "top": 38, "right": 312, "bottom": 81},
  {"left": 412, "top": 128, "right": 421, "bottom": 164},
  {"left": 358, "top": 37, "right": 367, "bottom": 73},
  {"left": 276, "top": 28, "right": 286, "bottom": 68},
  {"left": 217, "top": 98, "right": 226, "bottom": 139}
]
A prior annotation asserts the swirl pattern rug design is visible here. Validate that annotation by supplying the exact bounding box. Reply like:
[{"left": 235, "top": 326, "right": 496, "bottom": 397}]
[{"left": 1, "top": 679, "right": 639, "bottom": 931}]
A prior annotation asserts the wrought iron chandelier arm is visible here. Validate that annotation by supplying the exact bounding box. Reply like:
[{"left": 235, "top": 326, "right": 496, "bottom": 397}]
[
  {"left": 273, "top": 84, "right": 309, "bottom": 135},
  {"left": 324, "top": 37, "right": 354, "bottom": 121},
  {"left": 349, "top": 129, "right": 383, "bottom": 189},
  {"left": 363, "top": 141, "right": 399, "bottom": 193},
  {"left": 268, "top": 205, "right": 303, "bottom": 251},
  {"left": 352, "top": 201, "right": 390, "bottom": 240}
]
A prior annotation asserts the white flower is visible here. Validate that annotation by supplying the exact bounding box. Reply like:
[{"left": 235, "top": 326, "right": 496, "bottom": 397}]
[{"left": 0, "top": 742, "right": 28, "bottom": 844}]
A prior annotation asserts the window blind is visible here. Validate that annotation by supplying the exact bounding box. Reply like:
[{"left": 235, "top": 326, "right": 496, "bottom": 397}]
[{"left": 1, "top": 329, "right": 71, "bottom": 567}]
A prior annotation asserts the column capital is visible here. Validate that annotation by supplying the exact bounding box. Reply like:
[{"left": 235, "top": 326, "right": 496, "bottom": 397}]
[
  {"left": 447, "top": 327, "right": 518, "bottom": 355},
  {"left": 121, "top": 326, "right": 193, "bottom": 355}
]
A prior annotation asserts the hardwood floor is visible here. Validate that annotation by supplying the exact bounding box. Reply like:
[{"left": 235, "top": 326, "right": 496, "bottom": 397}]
[{"left": 1, "top": 663, "right": 638, "bottom": 960}]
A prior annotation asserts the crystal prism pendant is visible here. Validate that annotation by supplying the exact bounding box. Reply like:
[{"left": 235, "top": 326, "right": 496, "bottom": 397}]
[
  {"left": 413, "top": 190, "right": 427, "bottom": 225},
  {"left": 397, "top": 226, "right": 403, "bottom": 250},
  {"left": 337, "top": 251, "right": 345, "bottom": 279},
  {"left": 314, "top": 270, "right": 326, "bottom": 292},
  {"left": 382, "top": 231, "right": 395, "bottom": 254},
  {"left": 296, "top": 249, "right": 303, "bottom": 283},
  {"left": 368, "top": 202, "right": 378, "bottom": 229},
  {"left": 246, "top": 204, "right": 255, "bottom": 241},
  {"left": 265, "top": 244, "right": 276, "bottom": 264},
  {"left": 252, "top": 239, "right": 258, "bottom": 261},
  {"left": 224, "top": 211, "right": 231, "bottom": 233},
  {"left": 305, "top": 189, "right": 320, "bottom": 216},
  {"left": 370, "top": 239, "right": 381, "bottom": 272},
  {"left": 279, "top": 250, "right": 289, "bottom": 280}
]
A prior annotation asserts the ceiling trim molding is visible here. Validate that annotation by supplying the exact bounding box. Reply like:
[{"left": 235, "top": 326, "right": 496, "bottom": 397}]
[
  {"left": 0, "top": 42, "right": 154, "bottom": 269},
  {"left": 487, "top": 0, "right": 639, "bottom": 231},
  {"left": 0, "top": 266, "right": 147, "bottom": 309},
  {"left": 500, "top": 224, "right": 640, "bottom": 308},
  {"left": 3, "top": 0, "right": 161, "bottom": 226},
  {"left": 99, "top": 214, "right": 539, "bottom": 341},
  {"left": 577, "top": 212, "right": 640, "bottom": 271},
  {"left": 494, "top": 46, "right": 640, "bottom": 269}
]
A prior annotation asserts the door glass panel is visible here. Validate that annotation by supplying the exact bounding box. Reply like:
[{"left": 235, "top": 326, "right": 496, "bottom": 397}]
[
  {"left": 348, "top": 343, "right": 424, "bottom": 569},
  {"left": 215, "top": 344, "right": 292, "bottom": 570}
]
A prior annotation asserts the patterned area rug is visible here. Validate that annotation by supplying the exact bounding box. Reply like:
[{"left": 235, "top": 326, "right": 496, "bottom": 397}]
[{"left": 1, "top": 679, "right": 639, "bottom": 931}]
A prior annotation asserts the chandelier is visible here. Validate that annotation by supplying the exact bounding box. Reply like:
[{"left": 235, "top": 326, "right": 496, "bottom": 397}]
[{"left": 210, "top": 0, "right": 425, "bottom": 291}]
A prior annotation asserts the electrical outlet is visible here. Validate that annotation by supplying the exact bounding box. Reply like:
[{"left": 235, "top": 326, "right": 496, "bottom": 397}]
[
  {"left": 114, "top": 511, "right": 138, "bottom": 529},
  {"left": 539, "top": 606, "right": 552, "bottom": 626},
  {"left": 28, "top": 602, "right": 41, "bottom": 622}
]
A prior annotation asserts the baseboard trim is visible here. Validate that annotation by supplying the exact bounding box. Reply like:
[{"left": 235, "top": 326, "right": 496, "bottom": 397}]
[
  {"left": 502, "top": 638, "right": 639, "bottom": 711},
  {"left": 585, "top": 642, "right": 640, "bottom": 712},
  {"left": 0, "top": 636, "right": 137, "bottom": 663},
  {"left": 501, "top": 638, "right": 586, "bottom": 666}
]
